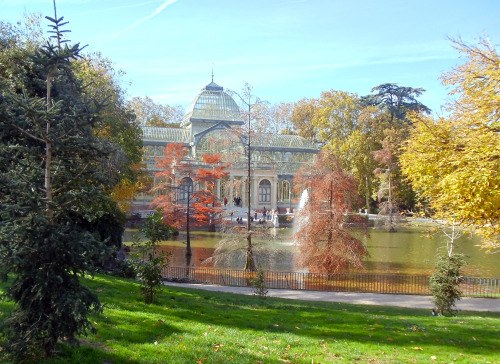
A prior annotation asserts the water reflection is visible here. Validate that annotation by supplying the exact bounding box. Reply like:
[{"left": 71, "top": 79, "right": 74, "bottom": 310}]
[{"left": 124, "top": 226, "right": 499, "bottom": 277}]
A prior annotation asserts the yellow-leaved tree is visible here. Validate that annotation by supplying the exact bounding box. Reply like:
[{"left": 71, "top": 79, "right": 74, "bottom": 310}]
[{"left": 400, "top": 37, "right": 500, "bottom": 252}]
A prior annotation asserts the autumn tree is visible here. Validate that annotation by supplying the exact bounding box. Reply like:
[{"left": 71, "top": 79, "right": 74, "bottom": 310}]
[
  {"left": 342, "top": 106, "right": 389, "bottom": 213},
  {"left": 312, "top": 90, "right": 362, "bottom": 166},
  {"left": 400, "top": 37, "right": 500, "bottom": 252},
  {"left": 192, "top": 153, "right": 230, "bottom": 232},
  {"left": 290, "top": 97, "right": 318, "bottom": 143},
  {"left": 293, "top": 152, "right": 368, "bottom": 273},
  {"left": 0, "top": 11, "right": 116, "bottom": 359},
  {"left": 253, "top": 101, "right": 294, "bottom": 135},
  {"left": 129, "top": 96, "right": 183, "bottom": 127},
  {"left": 151, "top": 143, "right": 195, "bottom": 255},
  {"left": 73, "top": 53, "right": 145, "bottom": 212}
]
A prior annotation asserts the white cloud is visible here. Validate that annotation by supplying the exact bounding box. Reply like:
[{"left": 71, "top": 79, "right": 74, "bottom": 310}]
[{"left": 110, "top": 0, "right": 178, "bottom": 41}]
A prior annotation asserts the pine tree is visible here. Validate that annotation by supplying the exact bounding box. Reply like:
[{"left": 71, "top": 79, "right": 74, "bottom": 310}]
[{"left": 0, "top": 7, "right": 115, "bottom": 359}]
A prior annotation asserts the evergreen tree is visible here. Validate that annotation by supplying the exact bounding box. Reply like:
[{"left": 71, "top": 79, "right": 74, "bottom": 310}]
[{"left": 0, "top": 8, "right": 115, "bottom": 359}]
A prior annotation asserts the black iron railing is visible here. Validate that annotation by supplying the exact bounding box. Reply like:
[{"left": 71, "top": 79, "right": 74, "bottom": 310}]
[{"left": 163, "top": 266, "right": 500, "bottom": 298}]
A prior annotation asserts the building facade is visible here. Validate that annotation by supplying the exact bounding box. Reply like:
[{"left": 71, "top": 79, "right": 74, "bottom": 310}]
[{"left": 133, "top": 81, "right": 318, "bottom": 213}]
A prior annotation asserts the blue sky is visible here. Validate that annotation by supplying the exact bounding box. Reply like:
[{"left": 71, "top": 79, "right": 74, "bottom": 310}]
[{"left": 2, "top": 0, "right": 500, "bottom": 116}]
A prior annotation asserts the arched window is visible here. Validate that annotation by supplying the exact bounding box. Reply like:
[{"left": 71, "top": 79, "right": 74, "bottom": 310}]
[
  {"left": 259, "top": 179, "right": 271, "bottom": 203},
  {"left": 284, "top": 152, "right": 293, "bottom": 162},
  {"left": 179, "top": 177, "right": 193, "bottom": 202},
  {"left": 294, "top": 153, "right": 304, "bottom": 162},
  {"left": 274, "top": 152, "right": 282, "bottom": 161},
  {"left": 262, "top": 151, "right": 272, "bottom": 162},
  {"left": 252, "top": 151, "right": 261, "bottom": 161}
]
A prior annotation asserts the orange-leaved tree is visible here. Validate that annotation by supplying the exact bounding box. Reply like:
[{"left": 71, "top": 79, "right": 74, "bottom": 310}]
[
  {"left": 293, "top": 151, "right": 368, "bottom": 273},
  {"left": 151, "top": 143, "right": 195, "bottom": 256},
  {"left": 193, "top": 153, "right": 230, "bottom": 232}
]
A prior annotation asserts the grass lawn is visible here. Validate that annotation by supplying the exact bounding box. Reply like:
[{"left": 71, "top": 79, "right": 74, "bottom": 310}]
[{"left": 1, "top": 274, "right": 499, "bottom": 363}]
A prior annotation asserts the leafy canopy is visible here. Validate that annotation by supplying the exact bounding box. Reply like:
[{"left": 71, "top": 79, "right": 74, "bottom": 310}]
[{"left": 401, "top": 37, "right": 500, "bottom": 252}]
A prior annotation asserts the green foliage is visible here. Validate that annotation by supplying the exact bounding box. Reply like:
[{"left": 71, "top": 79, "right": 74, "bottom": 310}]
[
  {"left": 361, "top": 83, "right": 431, "bottom": 122},
  {"left": 430, "top": 254, "right": 466, "bottom": 316},
  {"left": 250, "top": 268, "right": 268, "bottom": 298},
  {"left": 0, "top": 11, "right": 122, "bottom": 360},
  {"left": 131, "top": 210, "right": 174, "bottom": 304}
]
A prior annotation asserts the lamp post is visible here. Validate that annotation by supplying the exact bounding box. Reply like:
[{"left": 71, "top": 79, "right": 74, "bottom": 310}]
[{"left": 227, "top": 83, "right": 258, "bottom": 271}]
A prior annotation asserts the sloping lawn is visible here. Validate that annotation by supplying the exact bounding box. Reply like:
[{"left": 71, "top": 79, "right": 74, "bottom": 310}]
[{"left": 1, "top": 274, "right": 499, "bottom": 363}]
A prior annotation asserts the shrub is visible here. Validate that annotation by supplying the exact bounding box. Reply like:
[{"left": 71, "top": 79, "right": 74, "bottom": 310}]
[
  {"left": 131, "top": 211, "right": 174, "bottom": 304},
  {"left": 250, "top": 268, "right": 268, "bottom": 298},
  {"left": 430, "top": 254, "right": 466, "bottom": 316}
]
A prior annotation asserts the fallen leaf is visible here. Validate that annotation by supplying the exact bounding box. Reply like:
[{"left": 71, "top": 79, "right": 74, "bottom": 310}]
[
  {"left": 411, "top": 347, "right": 423, "bottom": 351},
  {"left": 430, "top": 356, "right": 437, "bottom": 360}
]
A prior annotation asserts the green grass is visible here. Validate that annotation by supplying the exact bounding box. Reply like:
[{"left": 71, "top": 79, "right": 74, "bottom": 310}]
[{"left": 1, "top": 275, "right": 499, "bottom": 363}]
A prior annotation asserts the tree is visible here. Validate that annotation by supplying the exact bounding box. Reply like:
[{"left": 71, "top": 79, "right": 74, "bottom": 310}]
[
  {"left": 372, "top": 138, "right": 402, "bottom": 232},
  {"left": 430, "top": 253, "right": 466, "bottom": 316},
  {"left": 400, "top": 113, "right": 500, "bottom": 251},
  {"left": 151, "top": 142, "right": 194, "bottom": 256},
  {"left": 73, "top": 52, "right": 145, "bottom": 213},
  {"left": 400, "top": 37, "right": 500, "bottom": 252},
  {"left": 0, "top": 10, "right": 115, "bottom": 359},
  {"left": 129, "top": 96, "right": 183, "bottom": 127},
  {"left": 361, "top": 83, "right": 431, "bottom": 122},
  {"left": 290, "top": 97, "right": 318, "bottom": 143},
  {"left": 227, "top": 82, "right": 264, "bottom": 271},
  {"left": 293, "top": 152, "right": 368, "bottom": 273},
  {"left": 252, "top": 101, "right": 294, "bottom": 135},
  {"left": 312, "top": 90, "right": 362, "bottom": 167},
  {"left": 342, "top": 106, "right": 389, "bottom": 213},
  {"left": 131, "top": 210, "right": 174, "bottom": 304},
  {"left": 192, "top": 153, "right": 230, "bottom": 232}
]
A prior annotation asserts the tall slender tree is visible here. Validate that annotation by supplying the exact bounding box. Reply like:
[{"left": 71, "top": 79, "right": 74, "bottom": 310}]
[{"left": 0, "top": 6, "right": 116, "bottom": 359}]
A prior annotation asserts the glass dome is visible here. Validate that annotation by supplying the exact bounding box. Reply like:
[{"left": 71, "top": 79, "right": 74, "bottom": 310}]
[{"left": 182, "top": 82, "right": 243, "bottom": 125}]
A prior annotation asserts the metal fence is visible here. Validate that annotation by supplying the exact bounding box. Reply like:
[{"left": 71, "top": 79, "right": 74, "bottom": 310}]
[{"left": 163, "top": 266, "right": 500, "bottom": 298}]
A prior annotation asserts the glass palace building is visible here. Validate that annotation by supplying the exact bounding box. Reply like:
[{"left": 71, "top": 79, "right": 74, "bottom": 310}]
[{"left": 133, "top": 81, "right": 318, "bottom": 213}]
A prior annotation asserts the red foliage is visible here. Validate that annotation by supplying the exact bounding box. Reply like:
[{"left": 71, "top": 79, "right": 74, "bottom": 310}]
[
  {"left": 192, "top": 153, "right": 230, "bottom": 229},
  {"left": 293, "top": 152, "right": 368, "bottom": 273},
  {"left": 150, "top": 143, "right": 190, "bottom": 229}
]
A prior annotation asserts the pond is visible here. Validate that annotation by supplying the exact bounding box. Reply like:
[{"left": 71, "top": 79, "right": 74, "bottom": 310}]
[{"left": 123, "top": 223, "right": 499, "bottom": 277}]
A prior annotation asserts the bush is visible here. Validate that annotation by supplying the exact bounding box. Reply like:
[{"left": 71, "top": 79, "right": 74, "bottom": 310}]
[
  {"left": 430, "top": 254, "right": 466, "bottom": 316},
  {"left": 131, "top": 211, "right": 174, "bottom": 304},
  {"left": 114, "top": 259, "right": 136, "bottom": 278},
  {"left": 250, "top": 268, "right": 268, "bottom": 298}
]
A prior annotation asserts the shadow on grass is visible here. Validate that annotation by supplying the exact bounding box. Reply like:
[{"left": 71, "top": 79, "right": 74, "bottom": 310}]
[
  {"left": 158, "top": 284, "right": 500, "bottom": 357},
  {"left": 1, "top": 274, "right": 499, "bottom": 363}
]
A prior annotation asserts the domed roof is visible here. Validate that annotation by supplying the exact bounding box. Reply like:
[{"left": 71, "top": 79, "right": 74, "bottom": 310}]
[{"left": 181, "top": 81, "right": 244, "bottom": 125}]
